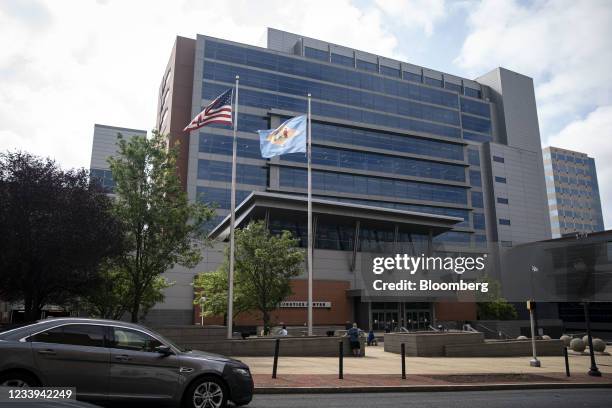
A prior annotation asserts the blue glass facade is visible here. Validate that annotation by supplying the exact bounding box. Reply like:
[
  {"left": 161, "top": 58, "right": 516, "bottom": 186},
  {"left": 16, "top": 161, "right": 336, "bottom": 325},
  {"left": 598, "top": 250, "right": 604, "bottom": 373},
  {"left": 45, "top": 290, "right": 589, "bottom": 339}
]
[{"left": 197, "top": 38, "right": 495, "bottom": 249}]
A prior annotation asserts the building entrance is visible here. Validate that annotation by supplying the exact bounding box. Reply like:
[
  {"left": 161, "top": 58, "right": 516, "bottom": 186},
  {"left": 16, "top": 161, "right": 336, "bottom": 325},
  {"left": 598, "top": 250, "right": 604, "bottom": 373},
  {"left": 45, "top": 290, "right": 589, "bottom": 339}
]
[{"left": 371, "top": 302, "right": 432, "bottom": 331}]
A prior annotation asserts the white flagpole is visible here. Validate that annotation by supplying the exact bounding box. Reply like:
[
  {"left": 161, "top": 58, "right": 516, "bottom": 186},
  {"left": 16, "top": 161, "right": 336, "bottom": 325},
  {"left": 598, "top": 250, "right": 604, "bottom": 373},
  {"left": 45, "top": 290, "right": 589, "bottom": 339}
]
[
  {"left": 227, "top": 75, "right": 239, "bottom": 340},
  {"left": 307, "top": 93, "right": 313, "bottom": 336}
]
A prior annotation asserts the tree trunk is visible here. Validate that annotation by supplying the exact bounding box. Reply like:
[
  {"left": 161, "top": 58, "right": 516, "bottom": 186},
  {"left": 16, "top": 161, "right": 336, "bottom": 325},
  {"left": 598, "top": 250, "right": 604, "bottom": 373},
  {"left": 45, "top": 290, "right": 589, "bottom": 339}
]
[
  {"left": 23, "top": 294, "right": 35, "bottom": 323},
  {"left": 130, "top": 296, "right": 140, "bottom": 323},
  {"left": 262, "top": 310, "right": 270, "bottom": 335}
]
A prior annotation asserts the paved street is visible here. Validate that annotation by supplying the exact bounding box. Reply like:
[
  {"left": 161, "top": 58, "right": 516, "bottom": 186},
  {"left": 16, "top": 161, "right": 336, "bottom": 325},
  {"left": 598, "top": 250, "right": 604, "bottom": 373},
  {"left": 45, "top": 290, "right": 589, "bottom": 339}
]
[{"left": 249, "top": 389, "right": 612, "bottom": 408}]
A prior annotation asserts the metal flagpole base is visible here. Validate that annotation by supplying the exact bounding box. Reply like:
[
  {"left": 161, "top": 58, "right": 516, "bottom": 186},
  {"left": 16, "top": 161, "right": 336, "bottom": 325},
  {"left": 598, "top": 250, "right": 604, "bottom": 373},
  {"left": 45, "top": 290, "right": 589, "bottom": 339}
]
[
  {"left": 529, "top": 358, "right": 541, "bottom": 367},
  {"left": 588, "top": 367, "right": 602, "bottom": 377}
]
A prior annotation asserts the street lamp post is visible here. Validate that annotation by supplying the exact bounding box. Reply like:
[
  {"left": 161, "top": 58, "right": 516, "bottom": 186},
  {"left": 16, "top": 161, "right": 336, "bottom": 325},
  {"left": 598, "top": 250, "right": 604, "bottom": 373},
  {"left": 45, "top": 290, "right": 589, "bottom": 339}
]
[
  {"left": 583, "top": 301, "right": 601, "bottom": 376},
  {"left": 528, "top": 265, "right": 540, "bottom": 367},
  {"left": 199, "top": 296, "right": 206, "bottom": 326},
  {"left": 528, "top": 299, "right": 541, "bottom": 367}
]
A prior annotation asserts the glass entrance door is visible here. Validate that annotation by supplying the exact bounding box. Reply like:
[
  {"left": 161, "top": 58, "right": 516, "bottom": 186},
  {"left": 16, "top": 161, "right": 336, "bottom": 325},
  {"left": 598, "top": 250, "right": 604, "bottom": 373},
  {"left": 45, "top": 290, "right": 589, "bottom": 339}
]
[{"left": 403, "top": 303, "right": 432, "bottom": 330}]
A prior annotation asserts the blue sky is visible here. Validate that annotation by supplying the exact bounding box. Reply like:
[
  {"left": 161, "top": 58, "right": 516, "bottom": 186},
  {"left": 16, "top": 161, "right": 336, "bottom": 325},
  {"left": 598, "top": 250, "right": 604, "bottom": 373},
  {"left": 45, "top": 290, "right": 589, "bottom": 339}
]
[{"left": 0, "top": 0, "right": 611, "bottom": 227}]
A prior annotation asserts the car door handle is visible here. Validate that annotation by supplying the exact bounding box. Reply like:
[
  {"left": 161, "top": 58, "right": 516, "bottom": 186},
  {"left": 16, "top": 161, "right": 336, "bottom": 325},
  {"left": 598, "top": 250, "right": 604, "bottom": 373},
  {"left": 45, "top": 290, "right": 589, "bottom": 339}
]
[
  {"left": 114, "top": 354, "right": 132, "bottom": 361},
  {"left": 38, "top": 349, "right": 56, "bottom": 355}
]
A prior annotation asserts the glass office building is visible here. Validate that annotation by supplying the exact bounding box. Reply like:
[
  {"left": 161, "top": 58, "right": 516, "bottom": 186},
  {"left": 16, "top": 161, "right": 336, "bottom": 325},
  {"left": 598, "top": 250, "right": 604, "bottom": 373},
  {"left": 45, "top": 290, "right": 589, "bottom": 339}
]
[
  {"left": 89, "top": 124, "right": 147, "bottom": 192},
  {"left": 195, "top": 33, "right": 490, "bottom": 248},
  {"left": 144, "top": 29, "right": 551, "bottom": 326},
  {"left": 543, "top": 146, "right": 604, "bottom": 237}
]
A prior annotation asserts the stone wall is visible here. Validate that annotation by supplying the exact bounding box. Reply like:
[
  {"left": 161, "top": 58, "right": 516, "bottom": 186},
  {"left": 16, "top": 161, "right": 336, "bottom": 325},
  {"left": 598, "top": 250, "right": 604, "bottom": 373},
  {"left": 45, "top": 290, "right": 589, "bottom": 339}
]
[
  {"left": 445, "top": 339, "right": 564, "bottom": 357},
  {"left": 384, "top": 332, "right": 484, "bottom": 356},
  {"left": 384, "top": 331, "right": 563, "bottom": 357},
  {"left": 152, "top": 325, "right": 366, "bottom": 357}
]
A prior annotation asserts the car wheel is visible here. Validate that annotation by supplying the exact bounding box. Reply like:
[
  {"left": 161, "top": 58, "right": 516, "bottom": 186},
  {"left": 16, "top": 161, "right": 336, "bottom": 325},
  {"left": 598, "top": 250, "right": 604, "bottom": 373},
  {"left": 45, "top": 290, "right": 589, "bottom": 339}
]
[
  {"left": 0, "top": 372, "right": 38, "bottom": 387},
  {"left": 185, "top": 376, "right": 228, "bottom": 408}
]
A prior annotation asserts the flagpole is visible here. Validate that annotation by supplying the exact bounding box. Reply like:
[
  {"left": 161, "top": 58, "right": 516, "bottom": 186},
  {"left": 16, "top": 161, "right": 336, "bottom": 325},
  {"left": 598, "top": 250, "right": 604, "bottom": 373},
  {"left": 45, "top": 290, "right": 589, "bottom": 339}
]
[
  {"left": 227, "top": 75, "right": 239, "bottom": 340},
  {"left": 307, "top": 93, "right": 313, "bottom": 336}
]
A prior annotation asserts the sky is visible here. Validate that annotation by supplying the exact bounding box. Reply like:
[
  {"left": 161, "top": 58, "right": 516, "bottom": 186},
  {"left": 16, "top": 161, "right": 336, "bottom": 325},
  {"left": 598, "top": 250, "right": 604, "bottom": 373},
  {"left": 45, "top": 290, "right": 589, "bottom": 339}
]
[{"left": 0, "top": 0, "right": 611, "bottom": 227}]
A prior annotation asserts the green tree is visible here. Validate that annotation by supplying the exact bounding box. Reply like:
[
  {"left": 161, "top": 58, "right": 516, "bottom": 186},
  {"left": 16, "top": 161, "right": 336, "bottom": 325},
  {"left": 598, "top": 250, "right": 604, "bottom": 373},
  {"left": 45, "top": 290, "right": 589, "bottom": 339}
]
[
  {"left": 85, "top": 260, "right": 174, "bottom": 321},
  {"left": 193, "top": 257, "right": 250, "bottom": 325},
  {"left": 194, "top": 220, "right": 303, "bottom": 333},
  {"left": 108, "top": 131, "right": 214, "bottom": 322},
  {"left": 0, "top": 152, "right": 124, "bottom": 322},
  {"left": 476, "top": 275, "right": 518, "bottom": 320}
]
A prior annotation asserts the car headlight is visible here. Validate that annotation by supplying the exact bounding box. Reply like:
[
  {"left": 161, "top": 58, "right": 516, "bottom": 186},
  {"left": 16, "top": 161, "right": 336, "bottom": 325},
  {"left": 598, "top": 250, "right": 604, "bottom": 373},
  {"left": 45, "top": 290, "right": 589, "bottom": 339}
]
[{"left": 232, "top": 367, "right": 251, "bottom": 377}]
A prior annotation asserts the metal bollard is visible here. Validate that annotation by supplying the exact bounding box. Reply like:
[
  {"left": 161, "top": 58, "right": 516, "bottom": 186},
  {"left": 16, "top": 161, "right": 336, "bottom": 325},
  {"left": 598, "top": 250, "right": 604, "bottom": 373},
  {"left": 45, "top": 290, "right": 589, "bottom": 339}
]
[
  {"left": 339, "top": 340, "right": 344, "bottom": 379},
  {"left": 563, "top": 347, "right": 570, "bottom": 377},
  {"left": 401, "top": 343, "right": 406, "bottom": 379},
  {"left": 272, "top": 338, "right": 280, "bottom": 379}
]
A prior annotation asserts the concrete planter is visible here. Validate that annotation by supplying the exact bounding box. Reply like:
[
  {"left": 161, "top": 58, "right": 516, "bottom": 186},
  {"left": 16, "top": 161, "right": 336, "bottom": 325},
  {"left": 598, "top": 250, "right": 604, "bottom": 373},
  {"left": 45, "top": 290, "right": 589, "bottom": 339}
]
[
  {"left": 445, "top": 339, "right": 564, "bottom": 357},
  {"left": 384, "top": 332, "right": 484, "bottom": 357},
  {"left": 153, "top": 325, "right": 366, "bottom": 357}
]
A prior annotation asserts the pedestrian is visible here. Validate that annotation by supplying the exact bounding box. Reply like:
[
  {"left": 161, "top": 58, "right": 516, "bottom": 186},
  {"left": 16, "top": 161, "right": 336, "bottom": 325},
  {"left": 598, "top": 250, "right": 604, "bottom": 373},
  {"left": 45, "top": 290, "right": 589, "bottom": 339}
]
[
  {"left": 345, "top": 323, "right": 362, "bottom": 356},
  {"left": 278, "top": 324, "right": 288, "bottom": 336},
  {"left": 367, "top": 329, "right": 377, "bottom": 346}
]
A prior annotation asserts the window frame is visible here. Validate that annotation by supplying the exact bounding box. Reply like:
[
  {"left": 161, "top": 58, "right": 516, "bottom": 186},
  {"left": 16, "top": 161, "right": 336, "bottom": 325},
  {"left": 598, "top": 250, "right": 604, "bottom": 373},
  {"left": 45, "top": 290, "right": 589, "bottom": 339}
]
[
  {"left": 109, "top": 326, "right": 165, "bottom": 353},
  {"left": 25, "top": 323, "right": 107, "bottom": 348}
]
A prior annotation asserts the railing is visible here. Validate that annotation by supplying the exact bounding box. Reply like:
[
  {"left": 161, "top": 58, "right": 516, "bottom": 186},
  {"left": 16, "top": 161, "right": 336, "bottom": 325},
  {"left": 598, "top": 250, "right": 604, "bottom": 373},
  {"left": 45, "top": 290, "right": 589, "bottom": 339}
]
[{"left": 468, "top": 322, "right": 512, "bottom": 339}]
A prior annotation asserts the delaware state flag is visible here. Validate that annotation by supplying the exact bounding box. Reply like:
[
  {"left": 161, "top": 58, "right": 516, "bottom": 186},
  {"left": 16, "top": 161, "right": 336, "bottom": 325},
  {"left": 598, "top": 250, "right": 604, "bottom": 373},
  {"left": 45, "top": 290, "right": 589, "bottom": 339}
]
[{"left": 258, "top": 115, "right": 307, "bottom": 158}]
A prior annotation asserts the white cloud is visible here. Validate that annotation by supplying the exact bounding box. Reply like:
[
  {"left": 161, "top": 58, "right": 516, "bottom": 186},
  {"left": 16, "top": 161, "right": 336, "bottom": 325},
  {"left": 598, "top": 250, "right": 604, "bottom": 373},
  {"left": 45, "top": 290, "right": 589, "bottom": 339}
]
[
  {"left": 548, "top": 106, "right": 612, "bottom": 228},
  {"left": 0, "top": 0, "right": 400, "bottom": 170},
  {"left": 455, "top": 0, "right": 612, "bottom": 136},
  {"left": 455, "top": 0, "right": 612, "bottom": 228},
  {"left": 374, "top": 0, "right": 446, "bottom": 36}
]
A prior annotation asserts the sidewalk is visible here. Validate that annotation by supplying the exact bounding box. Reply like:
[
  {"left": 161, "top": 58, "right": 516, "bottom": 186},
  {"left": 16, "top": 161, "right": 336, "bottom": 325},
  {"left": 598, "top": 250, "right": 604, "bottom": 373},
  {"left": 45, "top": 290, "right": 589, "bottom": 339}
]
[
  {"left": 253, "top": 373, "right": 612, "bottom": 393},
  {"left": 236, "top": 346, "right": 612, "bottom": 393}
]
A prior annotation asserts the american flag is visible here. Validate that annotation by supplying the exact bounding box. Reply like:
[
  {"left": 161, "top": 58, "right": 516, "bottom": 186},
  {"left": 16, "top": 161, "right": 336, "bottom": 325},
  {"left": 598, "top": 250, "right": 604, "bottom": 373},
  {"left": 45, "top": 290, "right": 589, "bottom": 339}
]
[{"left": 183, "top": 88, "right": 233, "bottom": 131}]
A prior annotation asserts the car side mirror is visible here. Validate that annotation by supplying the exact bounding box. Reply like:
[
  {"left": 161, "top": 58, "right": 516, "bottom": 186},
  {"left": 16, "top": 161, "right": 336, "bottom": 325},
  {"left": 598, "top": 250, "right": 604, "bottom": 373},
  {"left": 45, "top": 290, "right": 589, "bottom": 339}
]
[{"left": 155, "top": 345, "right": 173, "bottom": 356}]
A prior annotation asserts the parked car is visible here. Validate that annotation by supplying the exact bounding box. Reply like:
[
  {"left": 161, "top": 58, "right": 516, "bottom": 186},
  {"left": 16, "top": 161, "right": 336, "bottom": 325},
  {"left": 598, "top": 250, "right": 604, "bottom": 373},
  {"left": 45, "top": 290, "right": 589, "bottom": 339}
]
[{"left": 0, "top": 318, "right": 253, "bottom": 408}]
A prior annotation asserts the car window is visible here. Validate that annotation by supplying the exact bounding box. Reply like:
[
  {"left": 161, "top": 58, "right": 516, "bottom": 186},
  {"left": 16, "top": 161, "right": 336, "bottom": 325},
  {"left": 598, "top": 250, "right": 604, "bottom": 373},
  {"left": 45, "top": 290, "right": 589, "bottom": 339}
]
[
  {"left": 30, "top": 324, "right": 105, "bottom": 347},
  {"left": 30, "top": 326, "right": 64, "bottom": 344},
  {"left": 112, "top": 327, "right": 162, "bottom": 352}
]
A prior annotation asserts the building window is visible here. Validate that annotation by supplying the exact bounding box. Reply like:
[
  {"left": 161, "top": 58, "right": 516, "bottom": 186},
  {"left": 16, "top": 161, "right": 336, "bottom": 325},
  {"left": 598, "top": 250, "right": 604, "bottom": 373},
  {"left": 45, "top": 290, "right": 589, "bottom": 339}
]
[
  {"left": 331, "top": 53, "right": 354, "bottom": 67},
  {"left": 493, "top": 156, "right": 505, "bottom": 163},
  {"left": 304, "top": 46, "right": 329, "bottom": 62},
  {"left": 464, "top": 87, "right": 481, "bottom": 99},
  {"left": 471, "top": 191, "right": 484, "bottom": 208},
  {"left": 445, "top": 82, "right": 462, "bottom": 93},
  {"left": 380, "top": 65, "right": 400, "bottom": 77},
  {"left": 495, "top": 176, "right": 507, "bottom": 184},
  {"left": 469, "top": 170, "right": 482, "bottom": 187},
  {"left": 424, "top": 77, "right": 443, "bottom": 87},
  {"left": 468, "top": 149, "right": 480, "bottom": 166},
  {"left": 460, "top": 98, "right": 491, "bottom": 118},
  {"left": 473, "top": 213, "right": 486, "bottom": 230},
  {"left": 463, "top": 131, "right": 492, "bottom": 143},
  {"left": 402, "top": 71, "right": 422, "bottom": 83},
  {"left": 462, "top": 115, "right": 492, "bottom": 135},
  {"left": 497, "top": 197, "right": 509, "bottom": 204},
  {"left": 499, "top": 218, "right": 511, "bottom": 226},
  {"left": 356, "top": 59, "right": 378, "bottom": 72}
]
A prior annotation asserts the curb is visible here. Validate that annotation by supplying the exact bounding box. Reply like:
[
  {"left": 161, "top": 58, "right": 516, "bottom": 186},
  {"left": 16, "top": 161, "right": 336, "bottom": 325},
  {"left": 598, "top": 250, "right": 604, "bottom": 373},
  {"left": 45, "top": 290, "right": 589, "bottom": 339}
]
[{"left": 254, "top": 382, "right": 612, "bottom": 394}]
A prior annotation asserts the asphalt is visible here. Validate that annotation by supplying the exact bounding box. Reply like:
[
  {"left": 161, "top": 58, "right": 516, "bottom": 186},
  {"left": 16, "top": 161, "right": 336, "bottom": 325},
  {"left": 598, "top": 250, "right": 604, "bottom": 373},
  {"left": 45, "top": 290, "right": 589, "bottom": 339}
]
[{"left": 248, "top": 388, "right": 612, "bottom": 408}]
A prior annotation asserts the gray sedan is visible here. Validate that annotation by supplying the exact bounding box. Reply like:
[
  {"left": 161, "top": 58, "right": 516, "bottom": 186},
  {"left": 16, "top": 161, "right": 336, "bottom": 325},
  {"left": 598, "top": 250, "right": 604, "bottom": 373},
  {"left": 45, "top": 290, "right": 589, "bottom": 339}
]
[{"left": 0, "top": 318, "right": 253, "bottom": 408}]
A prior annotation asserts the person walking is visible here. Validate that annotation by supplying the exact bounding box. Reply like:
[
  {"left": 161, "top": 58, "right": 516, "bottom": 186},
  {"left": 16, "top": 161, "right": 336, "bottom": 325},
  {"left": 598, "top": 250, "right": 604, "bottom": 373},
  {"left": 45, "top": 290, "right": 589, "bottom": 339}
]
[
  {"left": 278, "top": 324, "right": 288, "bottom": 336},
  {"left": 345, "top": 323, "right": 362, "bottom": 356}
]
